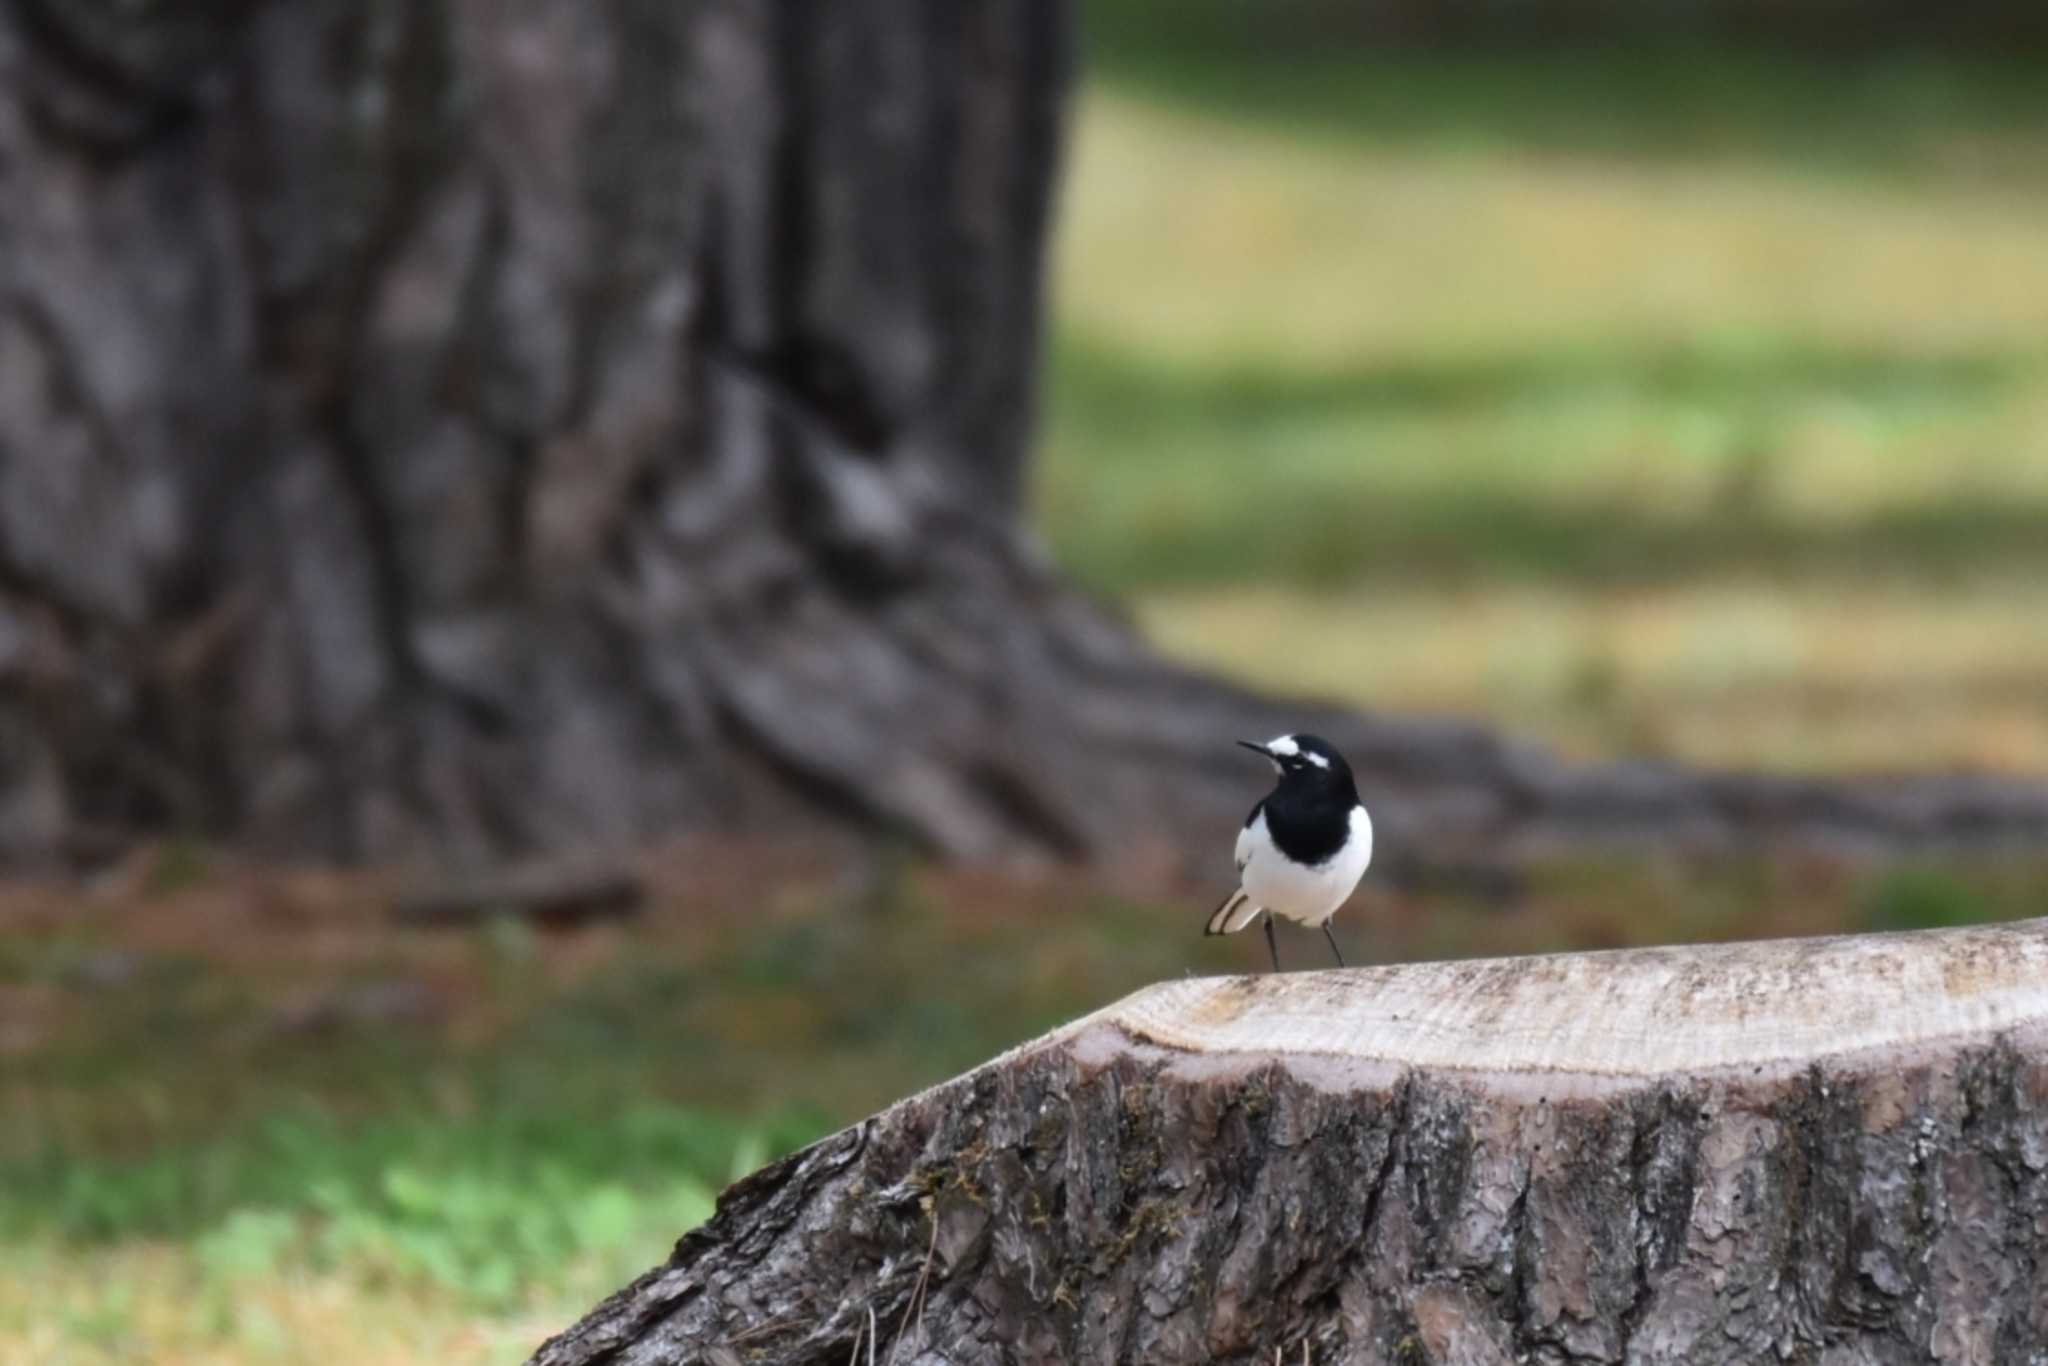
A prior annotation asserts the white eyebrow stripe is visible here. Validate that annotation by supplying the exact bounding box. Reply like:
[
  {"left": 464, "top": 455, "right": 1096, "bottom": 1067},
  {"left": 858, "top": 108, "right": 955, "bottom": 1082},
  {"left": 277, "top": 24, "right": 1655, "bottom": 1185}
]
[
  {"left": 1303, "top": 750, "right": 1330, "bottom": 768},
  {"left": 1265, "top": 735, "right": 1299, "bottom": 756}
]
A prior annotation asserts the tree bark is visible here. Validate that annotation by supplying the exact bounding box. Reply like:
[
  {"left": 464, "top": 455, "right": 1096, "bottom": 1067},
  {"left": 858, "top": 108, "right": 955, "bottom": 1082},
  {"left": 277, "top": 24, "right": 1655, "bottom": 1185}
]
[
  {"left": 5, "top": 0, "right": 2048, "bottom": 872},
  {"left": 529, "top": 918, "right": 2048, "bottom": 1365}
]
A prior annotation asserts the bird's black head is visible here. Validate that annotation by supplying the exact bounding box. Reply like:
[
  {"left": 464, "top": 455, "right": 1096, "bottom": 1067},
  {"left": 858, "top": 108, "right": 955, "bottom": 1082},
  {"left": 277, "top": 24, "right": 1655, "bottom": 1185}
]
[{"left": 1236, "top": 733, "right": 1357, "bottom": 800}]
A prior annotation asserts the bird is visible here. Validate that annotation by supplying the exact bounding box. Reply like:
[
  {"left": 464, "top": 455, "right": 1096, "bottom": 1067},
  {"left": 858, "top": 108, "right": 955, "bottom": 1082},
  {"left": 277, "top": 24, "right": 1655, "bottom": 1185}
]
[{"left": 1204, "top": 733, "right": 1373, "bottom": 972}]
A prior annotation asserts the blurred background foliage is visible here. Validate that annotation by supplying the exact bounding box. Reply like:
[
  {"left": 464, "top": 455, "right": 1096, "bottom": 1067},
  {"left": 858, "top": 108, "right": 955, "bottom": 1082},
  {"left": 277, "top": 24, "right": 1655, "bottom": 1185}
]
[{"left": 11, "top": 3, "right": 2048, "bottom": 1361}]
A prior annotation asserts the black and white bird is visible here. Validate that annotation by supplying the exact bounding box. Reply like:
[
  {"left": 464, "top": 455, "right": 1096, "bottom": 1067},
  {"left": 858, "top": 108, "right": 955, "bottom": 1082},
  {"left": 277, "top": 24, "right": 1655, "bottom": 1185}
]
[{"left": 1204, "top": 733, "right": 1373, "bottom": 972}]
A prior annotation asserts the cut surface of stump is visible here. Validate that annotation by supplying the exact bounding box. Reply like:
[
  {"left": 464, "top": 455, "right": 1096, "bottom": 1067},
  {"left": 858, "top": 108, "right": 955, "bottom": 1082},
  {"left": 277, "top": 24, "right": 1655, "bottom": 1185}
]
[{"left": 531, "top": 917, "right": 2048, "bottom": 1365}]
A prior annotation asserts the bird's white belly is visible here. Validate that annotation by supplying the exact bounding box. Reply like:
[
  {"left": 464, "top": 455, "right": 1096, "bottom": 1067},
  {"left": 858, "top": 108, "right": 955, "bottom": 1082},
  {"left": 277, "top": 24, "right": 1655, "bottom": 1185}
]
[{"left": 1241, "top": 806, "right": 1373, "bottom": 926}]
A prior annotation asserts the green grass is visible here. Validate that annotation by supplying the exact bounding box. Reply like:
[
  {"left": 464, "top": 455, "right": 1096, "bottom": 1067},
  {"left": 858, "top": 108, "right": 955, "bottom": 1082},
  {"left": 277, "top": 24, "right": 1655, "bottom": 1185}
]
[
  {"left": 9, "top": 1106, "right": 741, "bottom": 1308},
  {"left": 1082, "top": 4, "right": 2048, "bottom": 179},
  {"left": 1034, "top": 57, "right": 2048, "bottom": 772},
  {"left": 1044, "top": 333, "right": 2048, "bottom": 590},
  {"left": 1135, "top": 577, "right": 2048, "bottom": 772},
  {"left": 4, "top": 1097, "right": 788, "bottom": 1259},
  {"left": 1040, "top": 85, "right": 2048, "bottom": 591}
]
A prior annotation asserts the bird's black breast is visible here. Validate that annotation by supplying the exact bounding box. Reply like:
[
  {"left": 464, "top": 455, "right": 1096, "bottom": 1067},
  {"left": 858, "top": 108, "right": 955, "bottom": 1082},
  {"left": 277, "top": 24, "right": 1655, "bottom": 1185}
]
[{"left": 1255, "top": 789, "right": 1354, "bottom": 866}]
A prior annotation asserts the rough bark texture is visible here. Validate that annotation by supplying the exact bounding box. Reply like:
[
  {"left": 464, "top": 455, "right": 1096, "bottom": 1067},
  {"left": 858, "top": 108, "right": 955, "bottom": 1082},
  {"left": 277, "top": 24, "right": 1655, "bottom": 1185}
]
[
  {"left": 7, "top": 0, "right": 2048, "bottom": 873},
  {"left": 530, "top": 919, "right": 2048, "bottom": 1366},
  {"left": 0, "top": 0, "right": 1080, "bottom": 865}
]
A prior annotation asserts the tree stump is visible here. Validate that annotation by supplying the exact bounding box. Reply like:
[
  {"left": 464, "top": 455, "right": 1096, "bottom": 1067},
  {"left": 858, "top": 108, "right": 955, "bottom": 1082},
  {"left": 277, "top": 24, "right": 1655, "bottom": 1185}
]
[{"left": 530, "top": 918, "right": 2048, "bottom": 1365}]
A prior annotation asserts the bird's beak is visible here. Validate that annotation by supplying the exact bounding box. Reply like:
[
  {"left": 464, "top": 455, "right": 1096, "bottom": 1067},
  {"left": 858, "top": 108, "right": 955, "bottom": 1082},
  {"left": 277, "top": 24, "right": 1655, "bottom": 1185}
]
[{"left": 1235, "top": 739, "right": 1269, "bottom": 757}]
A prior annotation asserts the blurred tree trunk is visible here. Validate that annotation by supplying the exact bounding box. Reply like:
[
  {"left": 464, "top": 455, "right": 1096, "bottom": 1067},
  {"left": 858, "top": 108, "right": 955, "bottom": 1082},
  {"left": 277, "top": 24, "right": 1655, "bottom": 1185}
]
[
  {"left": 3, "top": 0, "right": 2047, "bottom": 870},
  {"left": 0, "top": 0, "right": 1083, "bottom": 865},
  {"left": 530, "top": 920, "right": 2048, "bottom": 1365}
]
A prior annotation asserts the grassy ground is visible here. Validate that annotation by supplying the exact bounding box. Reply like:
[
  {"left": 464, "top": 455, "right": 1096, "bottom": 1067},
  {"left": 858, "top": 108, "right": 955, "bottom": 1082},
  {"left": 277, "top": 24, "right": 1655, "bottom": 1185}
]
[
  {"left": 0, "top": 854, "right": 1157, "bottom": 1364},
  {"left": 1037, "top": 80, "right": 2048, "bottom": 770},
  {"left": 8, "top": 845, "right": 2047, "bottom": 1363},
  {"left": 1137, "top": 577, "right": 2048, "bottom": 772},
  {"left": 16, "top": 27, "right": 2048, "bottom": 1366}
]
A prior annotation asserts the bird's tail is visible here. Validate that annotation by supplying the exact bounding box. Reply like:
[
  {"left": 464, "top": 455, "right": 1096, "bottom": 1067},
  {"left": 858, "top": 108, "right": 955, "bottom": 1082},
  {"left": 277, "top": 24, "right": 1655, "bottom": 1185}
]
[{"left": 1204, "top": 888, "right": 1264, "bottom": 936}]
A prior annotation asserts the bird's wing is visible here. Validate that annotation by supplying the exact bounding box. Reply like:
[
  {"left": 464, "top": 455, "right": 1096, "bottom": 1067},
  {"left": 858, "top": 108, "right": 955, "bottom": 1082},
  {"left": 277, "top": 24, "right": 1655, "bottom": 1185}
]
[
  {"left": 1234, "top": 801, "right": 1263, "bottom": 872},
  {"left": 1207, "top": 802, "right": 1269, "bottom": 935}
]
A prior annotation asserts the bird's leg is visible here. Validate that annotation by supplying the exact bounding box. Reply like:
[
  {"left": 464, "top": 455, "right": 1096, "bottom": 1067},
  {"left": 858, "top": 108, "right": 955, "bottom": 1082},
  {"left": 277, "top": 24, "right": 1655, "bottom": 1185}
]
[
  {"left": 1263, "top": 912, "right": 1281, "bottom": 973},
  {"left": 1322, "top": 922, "right": 1346, "bottom": 968}
]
